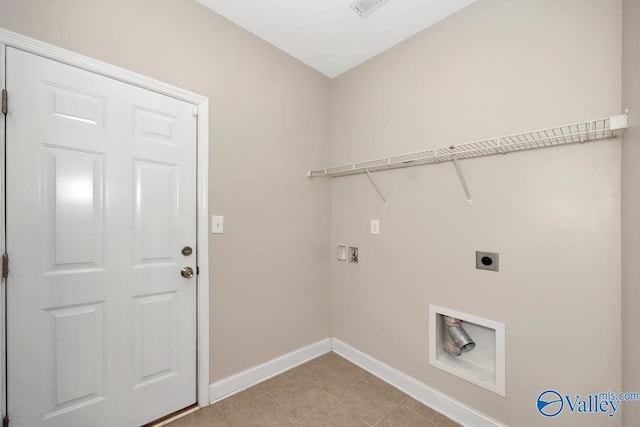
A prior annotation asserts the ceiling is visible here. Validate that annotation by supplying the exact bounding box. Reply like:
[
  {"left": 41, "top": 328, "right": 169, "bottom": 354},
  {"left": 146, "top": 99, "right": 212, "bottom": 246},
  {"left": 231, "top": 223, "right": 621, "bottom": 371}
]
[{"left": 195, "top": 0, "right": 476, "bottom": 78}]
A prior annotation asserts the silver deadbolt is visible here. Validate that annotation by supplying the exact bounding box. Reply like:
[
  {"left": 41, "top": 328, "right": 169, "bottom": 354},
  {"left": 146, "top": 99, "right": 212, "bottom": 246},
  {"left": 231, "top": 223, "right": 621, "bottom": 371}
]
[
  {"left": 181, "top": 266, "right": 194, "bottom": 278},
  {"left": 181, "top": 246, "right": 193, "bottom": 256}
]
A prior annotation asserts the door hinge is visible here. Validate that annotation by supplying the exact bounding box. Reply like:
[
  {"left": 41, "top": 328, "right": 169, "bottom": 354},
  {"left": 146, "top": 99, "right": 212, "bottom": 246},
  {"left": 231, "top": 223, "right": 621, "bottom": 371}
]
[
  {"left": 3, "top": 414, "right": 8, "bottom": 427},
  {"left": 1, "top": 89, "right": 7, "bottom": 115},
  {"left": 2, "top": 253, "right": 8, "bottom": 279}
]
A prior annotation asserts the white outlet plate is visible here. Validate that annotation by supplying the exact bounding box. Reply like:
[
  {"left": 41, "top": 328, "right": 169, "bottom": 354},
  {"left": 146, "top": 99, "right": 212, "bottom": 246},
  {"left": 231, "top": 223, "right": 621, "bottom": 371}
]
[
  {"left": 211, "top": 215, "right": 224, "bottom": 234},
  {"left": 371, "top": 219, "right": 380, "bottom": 235}
]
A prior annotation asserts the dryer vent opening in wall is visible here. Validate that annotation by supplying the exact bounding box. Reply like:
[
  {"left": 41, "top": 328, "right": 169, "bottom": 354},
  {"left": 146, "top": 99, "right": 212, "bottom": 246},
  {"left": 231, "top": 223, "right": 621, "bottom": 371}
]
[{"left": 350, "top": 0, "right": 391, "bottom": 18}]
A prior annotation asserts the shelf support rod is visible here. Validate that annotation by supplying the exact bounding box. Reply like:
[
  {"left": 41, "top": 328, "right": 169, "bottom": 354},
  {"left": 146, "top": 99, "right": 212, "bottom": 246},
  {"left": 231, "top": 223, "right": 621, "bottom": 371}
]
[
  {"left": 452, "top": 157, "right": 473, "bottom": 206},
  {"left": 365, "top": 169, "right": 388, "bottom": 207}
]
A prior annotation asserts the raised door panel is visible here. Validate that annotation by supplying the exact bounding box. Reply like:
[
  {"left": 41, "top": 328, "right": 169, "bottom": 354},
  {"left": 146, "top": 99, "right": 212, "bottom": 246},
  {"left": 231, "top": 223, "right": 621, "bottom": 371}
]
[
  {"left": 42, "top": 146, "right": 105, "bottom": 274},
  {"left": 133, "top": 292, "right": 178, "bottom": 388},
  {"left": 42, "top": 302, "right": 106, "bottom": 420},
  {"left": 133, "top": 107, "right": 178, "bottom": 145},
  {"left": 133, "top": 161, "right": 178, "bottom": 267},
  {"left": 44, "top": 82, "right": 105, "bottom": 128}
]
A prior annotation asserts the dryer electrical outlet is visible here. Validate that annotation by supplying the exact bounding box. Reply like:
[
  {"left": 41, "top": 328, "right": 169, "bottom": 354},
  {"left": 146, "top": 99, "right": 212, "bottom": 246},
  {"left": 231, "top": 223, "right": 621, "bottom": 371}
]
[{"left": 476, "top": 251, "right": 499, "bottom": 271}]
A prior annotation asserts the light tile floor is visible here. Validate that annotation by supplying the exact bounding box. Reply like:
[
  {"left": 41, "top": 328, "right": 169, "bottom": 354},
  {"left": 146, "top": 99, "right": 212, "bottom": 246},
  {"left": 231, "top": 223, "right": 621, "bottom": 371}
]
[{"left": 168, "top": 352, "right": 461, "bottom": 427}]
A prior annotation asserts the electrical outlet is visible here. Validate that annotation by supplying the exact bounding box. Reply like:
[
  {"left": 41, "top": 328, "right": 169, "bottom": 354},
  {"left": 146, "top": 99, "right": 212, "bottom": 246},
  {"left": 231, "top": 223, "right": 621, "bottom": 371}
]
[
  {"left": 476, "top": 251, "right": 499, "bottom": 271},
  {"left": 371, "top": 219, "right": 380, "bottom": 235}
]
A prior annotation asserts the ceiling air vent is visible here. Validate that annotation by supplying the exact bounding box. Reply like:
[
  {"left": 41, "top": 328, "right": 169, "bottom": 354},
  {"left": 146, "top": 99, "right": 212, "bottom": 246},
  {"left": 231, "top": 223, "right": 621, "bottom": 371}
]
[{"left": 350, "top": 0, "right": 391, "bottom": 19}]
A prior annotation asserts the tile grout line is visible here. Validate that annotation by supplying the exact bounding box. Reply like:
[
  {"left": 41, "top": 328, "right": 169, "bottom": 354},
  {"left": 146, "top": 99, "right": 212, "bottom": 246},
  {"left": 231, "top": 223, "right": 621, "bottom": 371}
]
[
  {"left": 400, "top": 399, "right": 439, "bottom": 426},
  {"left": 285, "top": 360, "right": 372, "bottom": 426},
  {"left": 268, "top": 372, "right": 326, "bottom": 424},
  {"left": 329, "top": 396, "right": 373, "bottom": 427},
  {"left": 370, "top": 398, "right": 404, "bottom": 427},
  {"left": 267, "top": 391, "right": 303, "bottom": 426},
  {"left": 294, "top": 396, "right": 336, "bottom": 425}
]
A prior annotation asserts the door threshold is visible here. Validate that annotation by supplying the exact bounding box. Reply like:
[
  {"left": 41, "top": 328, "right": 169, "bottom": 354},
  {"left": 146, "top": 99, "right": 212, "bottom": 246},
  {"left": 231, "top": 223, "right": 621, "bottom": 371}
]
[{"left": 142, "top": 404, "right": 200, "bottom": 427}]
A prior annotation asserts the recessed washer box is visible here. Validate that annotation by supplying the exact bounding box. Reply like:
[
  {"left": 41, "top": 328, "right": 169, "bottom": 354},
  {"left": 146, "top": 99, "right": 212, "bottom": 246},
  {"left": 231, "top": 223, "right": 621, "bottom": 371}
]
[{"left": 429, "top": 305, "right": 506, "bottom": 396}]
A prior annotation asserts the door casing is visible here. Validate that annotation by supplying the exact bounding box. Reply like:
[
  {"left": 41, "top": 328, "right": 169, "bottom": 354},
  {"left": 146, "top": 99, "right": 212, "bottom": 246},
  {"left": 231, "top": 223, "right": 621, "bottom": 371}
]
[{"left": 0, "top": 27, "right": 210, "bottom": 418}]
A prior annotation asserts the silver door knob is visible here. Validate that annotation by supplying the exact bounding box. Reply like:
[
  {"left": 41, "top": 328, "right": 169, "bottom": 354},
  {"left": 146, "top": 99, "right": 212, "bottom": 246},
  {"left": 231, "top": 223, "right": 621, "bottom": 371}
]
[{"left": 181, "top": 266, "right": 194, "bottom": 278}]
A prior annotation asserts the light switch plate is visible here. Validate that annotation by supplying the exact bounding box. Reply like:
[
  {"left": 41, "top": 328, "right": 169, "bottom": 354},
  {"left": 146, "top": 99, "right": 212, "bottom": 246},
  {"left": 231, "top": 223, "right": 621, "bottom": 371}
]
[{"left": 211, "top": 215, "right": 224, "bottom": 234}]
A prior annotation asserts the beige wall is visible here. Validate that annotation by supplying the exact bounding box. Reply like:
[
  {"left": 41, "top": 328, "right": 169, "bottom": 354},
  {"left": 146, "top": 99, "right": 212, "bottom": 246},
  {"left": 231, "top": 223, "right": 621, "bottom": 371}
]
[
  {"left": 0, "top": 0, "right": 332, "bottom": 382},
  {"left": 622, "top": 0, "right": 640, "bottom": 425},
  {"left": 331, "top": 0, "right": 622, "bottom": 426}
]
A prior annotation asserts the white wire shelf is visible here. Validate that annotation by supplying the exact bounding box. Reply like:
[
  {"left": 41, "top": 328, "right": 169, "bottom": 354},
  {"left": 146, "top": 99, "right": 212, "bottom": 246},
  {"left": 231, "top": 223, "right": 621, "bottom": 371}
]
[{"left": 307, "top": 114, "right": 628, "bottom": 178}]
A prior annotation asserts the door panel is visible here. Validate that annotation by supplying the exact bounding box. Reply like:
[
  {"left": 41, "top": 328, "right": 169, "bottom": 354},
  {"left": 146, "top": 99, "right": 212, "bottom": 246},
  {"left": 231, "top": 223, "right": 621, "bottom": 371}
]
[
  {"left": 44, "top": 146, "right": 105, "bottom": 272},
  {"left": 134, "top": 161, "right": 178, "bottom": 266},
  {"left": 133, "top": 107, "right": 178, "bottom": 144},
  {"left": 45, "top": 82, "right": 106, "bottom": 127},
  {"left": 6, "top": 47, "right": 197, "bottom": 427},
  {"left": 44, "top": 302, "right": 106, "bottom": 419},
  {"left": 133, "top": 292, "right": 178, "bottom": 387}
]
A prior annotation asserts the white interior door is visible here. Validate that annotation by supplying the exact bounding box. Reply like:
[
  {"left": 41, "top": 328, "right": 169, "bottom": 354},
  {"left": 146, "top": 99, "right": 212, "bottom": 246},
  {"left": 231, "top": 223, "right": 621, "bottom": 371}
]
[{"left": 5, "top": 47, "right": 197, "bottom": 427}]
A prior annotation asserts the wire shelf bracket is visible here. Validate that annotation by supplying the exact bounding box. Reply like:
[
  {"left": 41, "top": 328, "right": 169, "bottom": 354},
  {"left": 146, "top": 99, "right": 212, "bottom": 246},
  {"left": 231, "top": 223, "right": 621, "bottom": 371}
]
[
  {"left": 307, "top": 113, "right": 629, "bottom": 205},
  {"left": 365, "top": 169, "right": 388, "bottom": 207},
  {"left": 452, "top": 157, "right": 472, "bottom": 206}
]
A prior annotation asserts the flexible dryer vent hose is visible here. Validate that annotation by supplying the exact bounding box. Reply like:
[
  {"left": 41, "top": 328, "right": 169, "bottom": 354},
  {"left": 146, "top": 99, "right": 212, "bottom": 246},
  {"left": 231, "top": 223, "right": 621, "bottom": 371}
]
[{"left": 443, "top": 315, "right": 476, "bottom": 356}]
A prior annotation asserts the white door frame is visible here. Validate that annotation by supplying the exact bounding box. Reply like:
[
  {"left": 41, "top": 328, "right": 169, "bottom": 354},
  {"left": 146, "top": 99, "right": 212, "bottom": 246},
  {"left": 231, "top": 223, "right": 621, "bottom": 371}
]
[{"left": 0, "top": 27, "right": 210, "bottom": 416}]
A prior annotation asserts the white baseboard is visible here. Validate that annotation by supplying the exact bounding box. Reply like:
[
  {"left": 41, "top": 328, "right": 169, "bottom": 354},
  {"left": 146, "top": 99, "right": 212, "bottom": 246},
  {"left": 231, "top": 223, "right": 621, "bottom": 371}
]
[
  {"left": 208, "top": 337, "right": 506, "bottom": 426},
  {"left": 332, "top": 338, "right": 507, "bottom": 427},
  {"left": 209, "top": 338, "right": 332, "bottom": 403}
]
